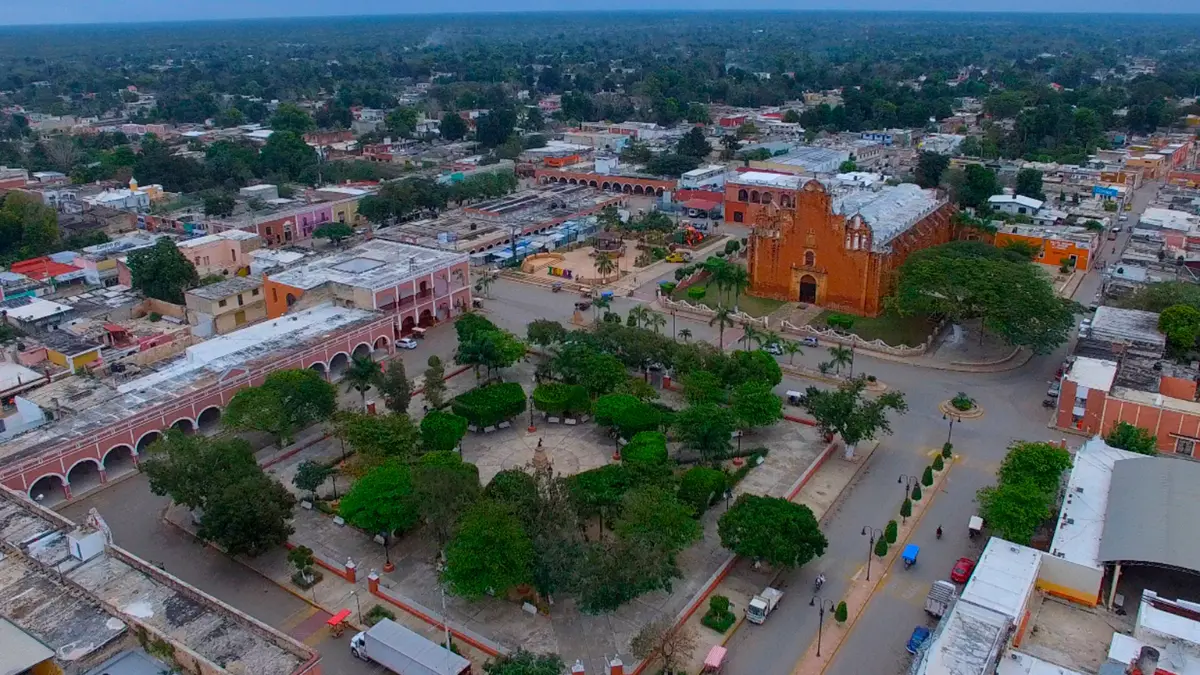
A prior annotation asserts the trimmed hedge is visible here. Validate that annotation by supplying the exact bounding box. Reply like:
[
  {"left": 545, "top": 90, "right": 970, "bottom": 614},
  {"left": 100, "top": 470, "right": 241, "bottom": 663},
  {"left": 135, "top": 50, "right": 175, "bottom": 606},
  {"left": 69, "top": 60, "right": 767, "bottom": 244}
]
[
  {"left": 594, "top": 393, "right": 661, "bottom": 439},
  {"left": 451, "top": 382, "right": 527, "bottom": 427},
  {"left": 621, "top": 431, "right": 669, "bottom": 465},
  {"left": 532, "top": 382, "right": 591, "bottom": 416},
  {"left": 677, "top": 466, "right": 728, "bottom": 516}
]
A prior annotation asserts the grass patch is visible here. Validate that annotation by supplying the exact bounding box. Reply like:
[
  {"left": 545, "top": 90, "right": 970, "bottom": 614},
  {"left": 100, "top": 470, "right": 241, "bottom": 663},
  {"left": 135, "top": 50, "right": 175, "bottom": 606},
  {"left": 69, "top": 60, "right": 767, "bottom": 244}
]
[
  {"left": 364, "top": 605, "right": 396, "bottom": 626},
  {"left": 812, "top": 311, "right": 934, "bottom": 347},
  {"left": 291, "top": 570, "right": 324, "bottom": 589},
  {"left": 672, "top": 283, "right": 784, "bottom": 318}
]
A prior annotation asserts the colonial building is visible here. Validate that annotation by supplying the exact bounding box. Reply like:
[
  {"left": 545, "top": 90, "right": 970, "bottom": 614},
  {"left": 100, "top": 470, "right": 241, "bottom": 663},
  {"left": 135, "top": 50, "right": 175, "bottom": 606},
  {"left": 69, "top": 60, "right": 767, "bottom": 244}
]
[{"left": 729, "top": 172, "right": 955, "bottom": 316}]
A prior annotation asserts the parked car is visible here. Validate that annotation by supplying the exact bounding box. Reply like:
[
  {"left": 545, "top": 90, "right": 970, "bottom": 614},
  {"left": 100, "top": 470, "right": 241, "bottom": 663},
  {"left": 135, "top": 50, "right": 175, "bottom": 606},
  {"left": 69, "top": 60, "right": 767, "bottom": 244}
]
[
  {"left": 950, "top": 557, "right": 976, "bottom": 584},
  {"left": 1047, "top": 380, "right": 1061, "bottom": 398},
  {"left": 397, "top": 337, "right": 419, "bottom": 350},
  {"left": 1119, "top": 214, "right": 1129, "bottom": 222},
  {"left": 1112, "top": 226, "right": 1122, "bottom": 233},
  {"left": 800, "top": 336, "right": 820, "bottom": 347},
  {"left": 906, "top": 626, "right": 931, "bottom": 654}
]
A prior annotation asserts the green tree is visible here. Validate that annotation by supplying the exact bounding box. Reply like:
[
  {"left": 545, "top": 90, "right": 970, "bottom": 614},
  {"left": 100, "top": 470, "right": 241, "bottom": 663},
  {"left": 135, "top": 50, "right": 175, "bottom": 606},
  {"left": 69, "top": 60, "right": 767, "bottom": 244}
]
[
  {"left": 288, "top": 545, "right": 317, "bottom": 584},
  {"left": 900, "top": 498, "right": 912, "bottom": 519},
  {"left": 922, "top": 465, "right": 934, "bottom": 486},
  {"left": 718, "top": 495, "right": 828, "bottom": 569},
  {"left": 293, "top": 460, "right": 333, "bottom": 500},
  {"left": 313, "top": 223, "right": 354, "bottom": 247},
  {"left": 334, "top": 412, "right": 419, "bottom": 468},
  {"left": 456, "top": 327, "right": 526, "bottom": 379},
  {"left": 443, "top": 500, "right": 534, "bottom": 599},
  {"left": 998, "top": 441, "right": 1072, "bottom": 493},
  {"left": 270, "top": 103, "right": 315, "bottom": 134},
  {"left": 976, "top": 480, "right": 1052, "bottom": 546},
  {"left": 423, "top": 355, "right": 447, "bottom": 409},
  {"left": 344, "top": 355, "right": 382, "bottom": 409},
  {"left": 675, "top": 127, "right": 712, "bottom": 159},
  {"left": 526, "top": 319, "right": 568, "bottom": 347},
  {"left": 959, "top": 164, "right": 1000, "bottom": 209},
  {"left": 835, "top": 601, "right": 848, "bottom": 623},
  {"left": 884, "top": 520, "right": 898, "bottom": 544},
  {"left": 911, "top": 484, "right": 922, "bottom": 501},
  {"left": 682, "top": 370, "right": 725, "bottom": 405},
  {"left": 484, "top": 469, "right": 540, "bottom": 526},
  {"left": 377, "top": 360, "right": 412, "bottom": 414},
  {"left": 914, "top": 152, "right": 950, "bottom": 189},
  {"left": 223, "top": 385, "right": 294, "bottom": 446},
  {"left": 709, "top": 306, "right": 735, "bottom": 353},
  {"left": 420, "top": 410, "right": 469, "bottom": 453},
  {"left": 1104, "top": 422, "right": 1158, "bottom": 455},
  {"left": 126, "top": 238, "right": 199, "bottom": 304},
  {"left": 838, "top": 160, "right": 858, "bottom": 173},
  {"left": 802, "top": 376, "right": 908, "bottom": 456},
  {"left": 260, "top": 130, "right": 318, "bottom": 182},
  {"left": 827, "top": 345, "right": 854, "bottom": 375},
  {"left": 413, "top": 451, "right": 481, "bottom": 548},
  {"left": 874, "top": 536, "right": 888, "bottom": 557},
  {"left": 593, "top": 252, "right": 617, "bottom": 280},
  {"left": 198, "top": 471, "right": 296, "bottom": 557},
  {"left": 677, "top": 466, "right": 728, "bottom": 515},
  {"left": 385, "top": 106, "right": 419, "bottom": 137},
  {"left": 1120, "top": 282, "right": 1200, "bottom": 313},
  {"left": 475, "top": 108, "right": 518, "bottom": 148},
  {"left": 644, "top": 153, "right": 702, "bottom": 177},
  {"left": 141, "top": 430, "right": 259, "bottom": 511},
  {"left": 338, "top": 460, "right": 419, "bottom": 535},
  {"left": 730, "top": 381, "right": 783, "bottom": 430},
  {"left": 201, "top": 190, "right": 235, "bottom": 217},
  {"left": 440, "top": 112, "right": 468, "bottom": 142},
  {"left": 1158, "top": 304, "right": 1200, "bottom": 353},
  {"left": 0, "top": 191, "right": 60, "bottom": 263},
  {"left": 615, "top": 486, "right": 701, "bottom": 553},
  {"left": 674, "top": 403, "right": 737, "bottom": 463},
  {"left": 1015, "top": 168, "right": 1046, "bottom": 201}
]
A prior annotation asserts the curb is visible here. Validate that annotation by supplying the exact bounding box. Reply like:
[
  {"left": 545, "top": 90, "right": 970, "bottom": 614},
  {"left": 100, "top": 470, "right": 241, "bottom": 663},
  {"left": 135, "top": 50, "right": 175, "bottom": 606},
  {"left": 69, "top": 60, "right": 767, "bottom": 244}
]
[{"left": 793, "top": 455, "right": 957, "bottom": 675}]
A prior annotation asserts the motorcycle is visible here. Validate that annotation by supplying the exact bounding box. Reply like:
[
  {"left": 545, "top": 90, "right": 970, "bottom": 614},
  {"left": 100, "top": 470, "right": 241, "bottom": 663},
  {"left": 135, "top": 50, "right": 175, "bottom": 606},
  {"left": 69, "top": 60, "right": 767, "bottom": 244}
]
[{"left": 813, "top": 574, "right": 825, "bottom": 593}]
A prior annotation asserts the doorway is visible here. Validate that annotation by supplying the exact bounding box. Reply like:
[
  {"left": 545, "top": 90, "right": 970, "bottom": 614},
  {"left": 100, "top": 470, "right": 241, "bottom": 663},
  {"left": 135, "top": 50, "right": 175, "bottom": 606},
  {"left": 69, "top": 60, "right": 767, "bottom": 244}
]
[{"left": 799, "top": 275, "right": 817, "bottom": 304}]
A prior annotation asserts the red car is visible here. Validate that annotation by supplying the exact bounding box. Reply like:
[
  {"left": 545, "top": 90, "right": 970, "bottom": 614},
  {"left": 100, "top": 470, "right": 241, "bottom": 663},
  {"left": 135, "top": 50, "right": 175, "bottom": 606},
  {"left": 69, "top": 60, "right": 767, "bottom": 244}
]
[{"left": 951, "top": 557, "right": 976, "bottom": 584}]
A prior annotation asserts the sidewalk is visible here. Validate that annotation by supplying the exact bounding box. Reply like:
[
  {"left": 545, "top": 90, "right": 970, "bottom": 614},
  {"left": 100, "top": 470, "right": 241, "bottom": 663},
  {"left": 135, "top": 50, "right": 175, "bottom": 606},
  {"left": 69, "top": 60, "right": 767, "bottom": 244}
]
[
  {"left": 672, "top": 440, "right": 879, "bottom": 675},
  {"left": 789, "top": 453, "right": 956, "bottom": 675}
]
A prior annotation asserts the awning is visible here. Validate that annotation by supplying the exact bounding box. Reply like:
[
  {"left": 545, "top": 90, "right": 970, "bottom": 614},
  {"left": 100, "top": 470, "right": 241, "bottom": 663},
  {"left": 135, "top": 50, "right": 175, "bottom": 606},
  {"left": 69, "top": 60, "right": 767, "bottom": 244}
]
[
  {"left": 683, "top": 198, "right": 722, "bottom": 210},
  {"left": 704, "top": 646, "right": 727, "bottom": 669}
]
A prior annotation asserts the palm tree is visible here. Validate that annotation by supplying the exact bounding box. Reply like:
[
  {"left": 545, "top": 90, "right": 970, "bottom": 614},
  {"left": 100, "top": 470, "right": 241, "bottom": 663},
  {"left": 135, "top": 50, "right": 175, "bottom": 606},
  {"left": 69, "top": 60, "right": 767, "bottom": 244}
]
[
  {"left": 781, "top": 340, "right": 803, "bottom": 365},
  {"left": 627, "top": 305, "right": 649, "bottom": 328},
  {"left": 741, "top": 324, "right": 760, "bottom": 351},
  {"left": 827, "top": 345, "right": 854, "bottom": 375},
  {"left": 593, "top": 295, "right": 611, "bottom": 322},
  {"left": 703, "top": 257, "right": 731, "bottom": 301},
  {"left": 726, "top": 265, "right": 751, "bottom": 311},
  {"left": 645, "top": 312, "right": 667, "bottom": 334},
  {"left": 475, "top": 274, "right": 494, "bottom": 298},
  {"left": 344, "top": 355, "right": 382, "bottom": 409},
  {"left": 758, "top": 330, "right": 781, "bottom": 350},
  {"left": 709, "top": 306, "right": 735, "bottom": 353},
  {"left": 678, "top": 328, "right": 693, "bottom": 342},
  {"left": 594, "top": 253, "right": 617, "bottom": 282}
]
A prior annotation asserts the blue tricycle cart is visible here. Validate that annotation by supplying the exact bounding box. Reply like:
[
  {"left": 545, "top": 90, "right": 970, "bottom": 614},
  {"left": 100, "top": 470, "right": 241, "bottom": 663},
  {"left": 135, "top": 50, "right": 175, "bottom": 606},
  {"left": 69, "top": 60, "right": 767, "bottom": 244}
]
[{"left": 902, "top": 544, "right": 919, "bottom": 569}]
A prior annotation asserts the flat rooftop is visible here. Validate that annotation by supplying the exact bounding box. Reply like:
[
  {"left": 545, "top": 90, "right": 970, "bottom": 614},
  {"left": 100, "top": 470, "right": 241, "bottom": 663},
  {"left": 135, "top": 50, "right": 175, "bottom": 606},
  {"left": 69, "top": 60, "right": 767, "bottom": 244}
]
[
  {"left": 0, "top": 303, "right": 381, "bottom": 465},
  {"left": 996, "top": 651, "right": 1087, "bottom": 675},
  {"left": 1064, "top": 356, "right": 1119, "bottom": 393},
  {"left": 1051, "top": 437, "right": 1150, "bottom": 572},
  {"left": 270, "top": 240, "right": 467, "bottom": 291},
  {"left": 1089, "top": 306, "right": 1165, "bottom": 350},
  {"left": 186, "top": 276, "right": 263, "bottom": 301},
  {"left": 0, "top": 488, "right": 312, "bottom": 675},
  {"left": 959, "top": 538, "right": 1042, "bottom": 622},
  {"left": 176, "top": 230, "right": 258, "bottom": 248},
  {"left": 2, "top": 297, "right": 73, "bottom": 322},
  {"left": 728, "top": 171, "right": 804, "bottom": 189},
  {"left": 917, "top": 599, "right": 1011, "bottom": 675}
]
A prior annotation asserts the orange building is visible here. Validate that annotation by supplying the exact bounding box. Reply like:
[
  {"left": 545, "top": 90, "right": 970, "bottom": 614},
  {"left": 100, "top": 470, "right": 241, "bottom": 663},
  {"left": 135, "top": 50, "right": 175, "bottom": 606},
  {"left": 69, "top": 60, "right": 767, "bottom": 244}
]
[
  {"left": 994, "top": 225, "right": 1096, "bottom": 271},
  {"left": 728, "top": 172, "right": 954, "bottom": 316}
]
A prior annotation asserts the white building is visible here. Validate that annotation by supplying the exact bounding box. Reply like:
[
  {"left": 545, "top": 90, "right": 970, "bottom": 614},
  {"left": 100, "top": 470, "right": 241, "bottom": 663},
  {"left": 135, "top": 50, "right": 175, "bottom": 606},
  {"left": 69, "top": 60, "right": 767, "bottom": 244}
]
[
  {"left": 988, "top": 194, "right": 1045, "bottom": 216},
  {"left": 678, "top": 165, "right": 728, "bottom": 191}
]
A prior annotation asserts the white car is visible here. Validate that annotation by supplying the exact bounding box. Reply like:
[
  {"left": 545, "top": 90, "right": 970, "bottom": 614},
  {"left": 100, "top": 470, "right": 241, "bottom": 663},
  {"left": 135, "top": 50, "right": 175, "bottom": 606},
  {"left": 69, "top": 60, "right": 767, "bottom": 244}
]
[
  {"left": 1079, "top": 318, "right": 1092, "bottom": 333},
  {"left": 763, "top": 342, "right": 784, "bottom": 356},
  {"left": 397, "top": 337, "right": 419, "bottom": 350}
]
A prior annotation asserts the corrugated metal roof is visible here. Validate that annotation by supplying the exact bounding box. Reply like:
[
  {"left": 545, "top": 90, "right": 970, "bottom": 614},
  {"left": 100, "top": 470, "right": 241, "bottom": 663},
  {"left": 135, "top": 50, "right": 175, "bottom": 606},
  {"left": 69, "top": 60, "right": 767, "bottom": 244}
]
[{"left": 1097, "top": 458, "right": 1200, "bottom": 570}]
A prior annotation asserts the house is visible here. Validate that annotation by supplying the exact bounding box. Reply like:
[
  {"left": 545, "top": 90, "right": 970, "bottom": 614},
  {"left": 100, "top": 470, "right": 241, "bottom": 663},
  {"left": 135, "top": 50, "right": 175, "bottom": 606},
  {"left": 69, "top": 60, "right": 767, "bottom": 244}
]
[
  {"left": 678, "top": 165, "right": 728, "bottom": 191},
  {"left": 1, "top": 297, "right": 76, "bottom": 332},
  {"left": 184, "top": 277, "right": 266, "bottom": 337},
  {"left": 39, "top": 332, "right": 103, "bottom": 372},
  {"left": 987, "top": 194, "right": 1044, "bottom": 216},
  {"left": 728, "top": 173, "right": 955, "bottom": 316},
  {"left": 993, "top": 224, "right": 1096, "bottom": 271},
  {"left": 174, "top": 230, "right": 261, "bottom": 278}
]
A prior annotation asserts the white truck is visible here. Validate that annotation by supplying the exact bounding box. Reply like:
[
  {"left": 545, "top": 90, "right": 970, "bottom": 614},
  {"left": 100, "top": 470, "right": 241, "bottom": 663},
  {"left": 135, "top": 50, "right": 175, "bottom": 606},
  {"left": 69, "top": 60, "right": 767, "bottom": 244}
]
[
  {"left": 350, "top": 619, "right": 472, "bottom": 675},
  {"left": 925, "top": 580, "right": 957, "bottom": 618},
  {"left": 746, "top": 587, "right": 784, "bottom": 624}
]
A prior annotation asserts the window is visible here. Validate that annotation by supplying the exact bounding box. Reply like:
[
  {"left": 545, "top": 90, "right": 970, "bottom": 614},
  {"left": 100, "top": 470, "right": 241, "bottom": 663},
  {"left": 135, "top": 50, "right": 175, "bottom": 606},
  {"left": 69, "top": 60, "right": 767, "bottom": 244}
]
[
  {"left": 265, "top": 226, "right": 273, "bottom": 235},
  {"left": 1176, "top": 437, "right": 1194, "bottom": 457},
  {"left": 237, "top": 295, "right": 244, "bottom": 306},
  {"left": 804, "top": 250, "right": 815, "bottom": 267},
  {"left": 218, "top": 299, "right": 227, "bottom": 307},
  {"left": 733, "top": 211, "right": 744, "bottom": 223},
  {"left": 737, "top": 189, "right": 748, "bottom": 202},
  {"left": 252, "top": 288, "right": 260, "bottom": 296},
  {"left": 272, "top": 288, "right": 278, "bottom": 302}
]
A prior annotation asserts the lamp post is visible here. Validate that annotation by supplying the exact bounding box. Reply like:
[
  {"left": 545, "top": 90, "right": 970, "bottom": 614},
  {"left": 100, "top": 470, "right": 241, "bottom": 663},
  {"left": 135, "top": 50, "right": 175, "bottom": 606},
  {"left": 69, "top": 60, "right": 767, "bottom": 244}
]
[
  {"left": 898, "top": 474, "right": 919, "bottom": 523},
  {"left": 528, "top": 392, "right": 536, "bottom": 433},
  {"left": 861, "top": 526, "right": 883, "bottom": 581},
  {"left": 330, "top": 472, "right": 338, "bottom": 501},
  {"left": 943, "top": 412, "right": 958, "bottom": 446},
  {"left": 724, "top": 488, "right": 733, "bottom": 511},
  {"left": 350, "top": 589, "right": 362, "bottom": 619},
  {"left": 808, "top": 596, "right": 836, "bottom": 657},
  {"left": 381, "top": 532, "right": 394, "bottom": 573}
]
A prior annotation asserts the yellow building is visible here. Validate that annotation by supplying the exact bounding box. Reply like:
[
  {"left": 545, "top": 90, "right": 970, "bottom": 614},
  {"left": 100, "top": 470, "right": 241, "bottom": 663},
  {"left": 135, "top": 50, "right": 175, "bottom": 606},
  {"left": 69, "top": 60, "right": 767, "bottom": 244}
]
[
  {"left": 41, "top": 333, "right": 102, "bottom": 372},
  {"left": 184, "top": 277, "right": 267, "bottom": 337}
]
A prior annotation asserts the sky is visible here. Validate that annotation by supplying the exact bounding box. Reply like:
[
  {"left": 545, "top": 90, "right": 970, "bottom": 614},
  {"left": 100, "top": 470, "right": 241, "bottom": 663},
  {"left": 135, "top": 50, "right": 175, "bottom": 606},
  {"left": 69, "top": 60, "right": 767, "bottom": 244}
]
[{"left": 2, "top": 0, "right": 1196, "bottom": 25}]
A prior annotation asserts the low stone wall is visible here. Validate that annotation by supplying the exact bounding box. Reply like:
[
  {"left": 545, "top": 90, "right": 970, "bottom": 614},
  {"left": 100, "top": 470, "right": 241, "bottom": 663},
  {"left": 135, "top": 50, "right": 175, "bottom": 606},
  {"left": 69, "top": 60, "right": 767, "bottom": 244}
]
[
  {"left": 777, "top": 319, "right": 942, "bottom": 358},
  {"left": 659, "top": 296, "right": 769, "bottom": 329}
]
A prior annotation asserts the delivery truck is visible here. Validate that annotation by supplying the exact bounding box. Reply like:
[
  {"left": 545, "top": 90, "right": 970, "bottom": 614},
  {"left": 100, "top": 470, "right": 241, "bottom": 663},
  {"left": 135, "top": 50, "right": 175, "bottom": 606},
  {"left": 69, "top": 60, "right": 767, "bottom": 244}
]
[
  {"left": 925, "top": 580, "right": 956, "bottom": 618},
  {"left": 746, "top": 587, "right": 784, "bottom": 624},
  {"left": 350, "top": 619, "right": 472, "bottom": 675}
]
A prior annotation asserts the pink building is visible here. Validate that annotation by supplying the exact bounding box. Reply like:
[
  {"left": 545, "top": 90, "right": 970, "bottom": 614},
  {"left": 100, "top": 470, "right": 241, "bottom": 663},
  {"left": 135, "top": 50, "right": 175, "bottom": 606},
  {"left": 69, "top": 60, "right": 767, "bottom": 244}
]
[
  {"left": 0, "top": 303, "right": 394, "bottom": 504},
  {"left": 263, "top": 239, "right": 471, "bottom": 337},
  {"left": 175, "top": 229, "right": 262, "bottom": 277}
]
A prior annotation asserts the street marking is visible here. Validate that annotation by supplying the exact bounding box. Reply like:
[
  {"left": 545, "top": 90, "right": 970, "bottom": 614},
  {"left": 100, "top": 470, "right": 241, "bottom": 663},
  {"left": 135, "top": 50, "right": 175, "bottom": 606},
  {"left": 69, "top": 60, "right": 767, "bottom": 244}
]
[{"left": 280, "top": 606, "right": 319, "bottom": 632}]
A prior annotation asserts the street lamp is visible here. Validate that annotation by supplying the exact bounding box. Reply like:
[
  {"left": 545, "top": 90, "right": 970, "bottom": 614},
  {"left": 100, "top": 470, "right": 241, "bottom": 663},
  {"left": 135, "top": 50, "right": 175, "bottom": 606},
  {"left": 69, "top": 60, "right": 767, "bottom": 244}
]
[
  {"left": 724, "top": 488, "right": 734, "bottom": 511},
  {"left": 861, "top": 526, "right": 883, "bottom": 581},
  {"left": 898, "top": 474, "right": 919, "bottom": 497},
  {"left": 350, "top": 589, "right": 362, "bottom": 619},
  {"left": 808, "top": 596, "right": 836, "bottom": 657},
  {"left": 943, "top": 412, "right": 959, "bottom": 446},
  {"left": 381, "top": 532, "right": 394, "bottom": 573},
  {"left": 527, "top": 392, "right": 536, "bottom": 433}
]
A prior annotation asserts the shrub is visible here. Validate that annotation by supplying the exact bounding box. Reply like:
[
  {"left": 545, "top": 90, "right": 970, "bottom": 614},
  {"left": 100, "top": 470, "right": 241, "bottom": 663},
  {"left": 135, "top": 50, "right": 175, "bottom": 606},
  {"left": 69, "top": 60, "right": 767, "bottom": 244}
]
[
  {"left": 826, "top": 313, "right": 856, "bottom": 331},
  {"left": 874, "top": 537, "right": 888, "bottom": 557},
  {"left": 900, "top": 498, "right": 912, "bottom": 519},
  {"left": 363, "top": 605, "right": 396, "bottom": 626},
  {"left": 933, "top": 455, "right": 945, "bottom": 471},
  {"left": 594, "top": 393, "right": 661, "bottom": 439},
  {"left": 451, "top": 382, "right": 527, "bottom": 427},
  {"left": 677, "top": 466, "right": 728, "bottom": 515},
  {"left": 660, "top": 282, "right": 677, "bottom": 296},
  {"left": 951, "top": 392, "right": 974, "bottom": 411},
  {"left": 884, "top": 520, "right": 898, "bottom": 544},
  {"left": 687, "top": 285, "right": 707, "bottom": 300},
  {"left": 911, "top": 484, "right": 922, "bottom": 501},
  {"left": 702, "top": 595, "right": 736, "bottom": 633},
  {"left": 835, "top": 601, "right": 848, "bottom": 623},
  {"left": 942, "top": 443, "right": 953, "bottom": 458},
  {"left": 621, "top": 431, "right": 673, "bottom": 486},
  {"left": 709, "top": 595, "right": 730, "bottom": 615},
  {"left": 922, "top": 466, "right": 934, "bottom": 486},
  {"left": 532, "top": 382, "right": 590, "bottom": 416},
  {"left": 148, "top": 312, "right": 162, "bottom": 322}
]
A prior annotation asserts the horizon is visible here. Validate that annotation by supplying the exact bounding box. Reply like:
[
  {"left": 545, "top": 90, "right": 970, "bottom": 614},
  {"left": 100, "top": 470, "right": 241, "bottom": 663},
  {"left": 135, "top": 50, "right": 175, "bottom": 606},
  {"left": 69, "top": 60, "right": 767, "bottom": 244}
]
[{"left": 4, "top": 3, "right": 1200, "bottom": 27}]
